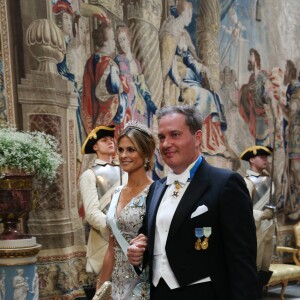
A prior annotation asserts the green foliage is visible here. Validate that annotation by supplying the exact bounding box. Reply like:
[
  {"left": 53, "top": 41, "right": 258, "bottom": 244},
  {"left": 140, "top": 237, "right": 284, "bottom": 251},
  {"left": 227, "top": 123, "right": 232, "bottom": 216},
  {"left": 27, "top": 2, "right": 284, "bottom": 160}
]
[{"left": 0, "top": 127, "right": 64, "bottom": 181}]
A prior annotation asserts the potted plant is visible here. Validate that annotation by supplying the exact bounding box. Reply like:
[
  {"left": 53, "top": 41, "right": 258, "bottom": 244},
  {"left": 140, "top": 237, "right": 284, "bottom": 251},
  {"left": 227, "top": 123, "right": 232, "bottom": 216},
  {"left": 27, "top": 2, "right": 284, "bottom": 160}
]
[{"left": 0, "top": 127, "right": 64, "bottom": 239}]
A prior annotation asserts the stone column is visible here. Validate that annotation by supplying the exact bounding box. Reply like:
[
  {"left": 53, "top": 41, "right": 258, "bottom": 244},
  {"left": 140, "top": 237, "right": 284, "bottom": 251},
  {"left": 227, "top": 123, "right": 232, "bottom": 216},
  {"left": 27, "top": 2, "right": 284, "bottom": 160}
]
[{"left": 17, "top": 19, "right": 86, "bottom": 298}]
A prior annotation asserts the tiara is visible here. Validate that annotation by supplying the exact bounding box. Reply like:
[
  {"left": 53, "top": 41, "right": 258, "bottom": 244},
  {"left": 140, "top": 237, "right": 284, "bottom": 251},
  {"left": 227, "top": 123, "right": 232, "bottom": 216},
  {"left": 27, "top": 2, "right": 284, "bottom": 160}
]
[{"left": 124, "top": 120, "right": 152, "bottom": 136}]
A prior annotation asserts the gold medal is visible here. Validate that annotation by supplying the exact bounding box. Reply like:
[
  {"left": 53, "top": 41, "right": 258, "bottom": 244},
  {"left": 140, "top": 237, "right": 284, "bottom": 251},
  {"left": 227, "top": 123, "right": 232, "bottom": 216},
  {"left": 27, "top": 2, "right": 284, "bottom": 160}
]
[
  {"left": 195, "top": 238, "right": 202, "bottom": 250},
  {"left": 174, "top": 180, "right": 181, "bottom": 190},
  {"left": 172, "top": 181, "right": 182, "bottom": 198},
  {"left": 201, "top": 237, "right": 209, "bottom": 250}
]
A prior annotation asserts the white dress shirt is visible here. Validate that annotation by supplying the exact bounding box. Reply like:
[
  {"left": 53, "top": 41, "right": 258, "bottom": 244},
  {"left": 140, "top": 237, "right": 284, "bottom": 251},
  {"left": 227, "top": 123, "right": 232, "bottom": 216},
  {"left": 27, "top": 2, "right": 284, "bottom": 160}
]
[{"left": 153, "top": 158, "right": 211, "bottom": 289}]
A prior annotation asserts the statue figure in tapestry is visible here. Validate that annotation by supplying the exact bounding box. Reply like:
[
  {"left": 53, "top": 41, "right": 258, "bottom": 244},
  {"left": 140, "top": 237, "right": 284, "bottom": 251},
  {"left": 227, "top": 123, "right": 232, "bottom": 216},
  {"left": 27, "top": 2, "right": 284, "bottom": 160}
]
[
  {"left": 239, "top": 48, "right": 278, "bottom": 146},
  {"left": 52, "top": 0, "right": 74, "bottom": 81},
  {"left": 66, "top": 13, "right": 89, "bottom": 89},
  {"left": 159, "top": 0, "right": 228, "bottom": 156},
  {"left": 114, "top": 25, "right": 157, "bottom": 128},
  {"left": 280, "top": 60, "right": 300, "bottom": 221},
  {"left": 81, "top": 22, "right": 126, "bottom": 134}
]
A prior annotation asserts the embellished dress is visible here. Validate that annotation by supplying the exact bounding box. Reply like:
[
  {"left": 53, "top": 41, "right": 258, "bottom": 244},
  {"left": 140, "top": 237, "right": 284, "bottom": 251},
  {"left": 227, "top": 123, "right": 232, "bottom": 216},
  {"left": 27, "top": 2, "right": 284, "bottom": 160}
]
[{"left": 107, "top": 185, "right": 150, "bottom": 300}]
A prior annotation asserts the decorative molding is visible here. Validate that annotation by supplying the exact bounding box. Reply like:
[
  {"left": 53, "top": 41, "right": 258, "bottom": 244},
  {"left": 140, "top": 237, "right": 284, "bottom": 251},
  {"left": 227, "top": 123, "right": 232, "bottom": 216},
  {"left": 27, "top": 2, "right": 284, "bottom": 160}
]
[
  {"left": 69, "top": 119, "right": 76, "bottom": 208},
  {"left": 0, "top": 0, "right": 16, "bottom": 125}
]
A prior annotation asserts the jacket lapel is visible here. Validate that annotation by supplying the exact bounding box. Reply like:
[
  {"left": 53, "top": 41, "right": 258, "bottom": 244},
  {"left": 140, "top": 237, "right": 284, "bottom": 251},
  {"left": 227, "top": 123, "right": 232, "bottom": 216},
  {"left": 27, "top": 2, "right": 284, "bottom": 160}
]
[
  {"left": 168, "top": 160, "right": 211, "bottom": 239},
  {"left": 148, "top": 180, "right": 167, "bottom": 250},
  {"left": 148, "top": 180, "right": 167, "bottom": 231}
]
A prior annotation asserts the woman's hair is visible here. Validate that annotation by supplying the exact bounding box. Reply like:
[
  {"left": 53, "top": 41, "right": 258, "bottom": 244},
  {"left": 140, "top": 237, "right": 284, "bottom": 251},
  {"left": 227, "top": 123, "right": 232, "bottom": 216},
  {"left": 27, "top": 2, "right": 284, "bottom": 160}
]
[{"left": 117, "top": 121, "right": 156, "bottom": 171}]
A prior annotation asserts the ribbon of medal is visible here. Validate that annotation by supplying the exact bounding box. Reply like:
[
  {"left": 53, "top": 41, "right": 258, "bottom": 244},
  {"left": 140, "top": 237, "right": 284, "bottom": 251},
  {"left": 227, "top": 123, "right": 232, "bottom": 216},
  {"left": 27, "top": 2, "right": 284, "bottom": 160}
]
[{"left": 195, "top": 228, "right": 203, "bottom": 250}]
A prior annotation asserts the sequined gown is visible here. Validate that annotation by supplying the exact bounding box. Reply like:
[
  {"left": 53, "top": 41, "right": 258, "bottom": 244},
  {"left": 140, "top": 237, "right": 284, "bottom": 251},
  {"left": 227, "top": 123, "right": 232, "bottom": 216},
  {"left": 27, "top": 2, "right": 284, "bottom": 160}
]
[{"left": 108, "top": 185, "right": 150, "bottom": 300}]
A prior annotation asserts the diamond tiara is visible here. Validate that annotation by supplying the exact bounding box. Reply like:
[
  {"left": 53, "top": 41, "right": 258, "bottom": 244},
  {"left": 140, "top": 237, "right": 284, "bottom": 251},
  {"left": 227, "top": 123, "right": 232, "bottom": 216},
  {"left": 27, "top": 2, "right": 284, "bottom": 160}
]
[{"left": 124, "top": 120, "right": 152, "bottom": 136}]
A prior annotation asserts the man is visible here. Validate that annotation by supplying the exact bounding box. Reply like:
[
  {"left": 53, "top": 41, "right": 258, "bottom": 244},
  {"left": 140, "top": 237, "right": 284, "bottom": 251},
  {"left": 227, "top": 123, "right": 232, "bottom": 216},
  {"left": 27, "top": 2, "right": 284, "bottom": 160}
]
[
  {"left": 128, "top": 105, "right": 258, "bottom": 299},
  {"left": 281, "top": 60, "right": 300, "bottom": 221},
  {"left": 81, "top": 23, "right": 127, "bottom": 135},
  {"left": 80, "top": 125, "right": 122, "bottom": 298},
  {"left": 240, "top": 145, "right": 276, "bottom": 297},
  {"left": 239, "top": 48, "right": 276, "bottom": 146},
  {"left": 52, "top": 0, "right": 73, "bottom": 44}
]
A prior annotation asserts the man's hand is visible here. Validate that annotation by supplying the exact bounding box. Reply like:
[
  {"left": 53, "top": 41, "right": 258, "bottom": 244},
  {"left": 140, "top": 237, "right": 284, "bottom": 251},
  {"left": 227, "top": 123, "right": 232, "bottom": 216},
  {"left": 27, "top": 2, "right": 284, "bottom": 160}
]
[{"left": 127, "top": 234, "right": 147, "bottom": 266}]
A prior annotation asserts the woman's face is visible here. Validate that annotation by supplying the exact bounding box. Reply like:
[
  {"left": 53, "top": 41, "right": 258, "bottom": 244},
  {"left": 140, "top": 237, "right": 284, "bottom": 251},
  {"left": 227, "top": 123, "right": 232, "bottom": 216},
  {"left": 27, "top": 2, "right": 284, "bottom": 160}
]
[
  {"left": 118, "top": 31, "right": 130, "bottom": 54},
  {"left": 118, "top": 136, "right": 144, "bottom": 174},
  {"left": 182, "top": 6, "right": 192, "bottom": 27}
]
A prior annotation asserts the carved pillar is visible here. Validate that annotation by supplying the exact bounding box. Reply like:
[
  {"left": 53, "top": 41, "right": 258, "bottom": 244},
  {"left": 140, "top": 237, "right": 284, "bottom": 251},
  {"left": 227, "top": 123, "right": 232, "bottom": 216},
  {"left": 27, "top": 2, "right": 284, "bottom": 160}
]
[
  {"left": 17, "top": 19, "right": 86, "bottom": 298},
  {"left": 127, "top": 0, "right": 163, "bottom": 109},
  {"left": 197, "top": 0, "right": 221, "bottom": 92}
]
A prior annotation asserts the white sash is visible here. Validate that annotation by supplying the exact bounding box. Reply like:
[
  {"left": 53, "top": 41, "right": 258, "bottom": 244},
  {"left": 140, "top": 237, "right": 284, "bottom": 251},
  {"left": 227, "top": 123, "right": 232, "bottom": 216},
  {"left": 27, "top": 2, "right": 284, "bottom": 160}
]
[{"left": 107, "top": 186, "right": 130, "bottom": 258}]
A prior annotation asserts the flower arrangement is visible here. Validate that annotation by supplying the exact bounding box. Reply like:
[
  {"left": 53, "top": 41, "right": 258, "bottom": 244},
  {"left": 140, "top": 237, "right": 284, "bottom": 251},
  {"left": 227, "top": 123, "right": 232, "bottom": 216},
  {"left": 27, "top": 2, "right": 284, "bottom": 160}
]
[{"left": 0, "top": 127, "right": 63, "bottom": 181}]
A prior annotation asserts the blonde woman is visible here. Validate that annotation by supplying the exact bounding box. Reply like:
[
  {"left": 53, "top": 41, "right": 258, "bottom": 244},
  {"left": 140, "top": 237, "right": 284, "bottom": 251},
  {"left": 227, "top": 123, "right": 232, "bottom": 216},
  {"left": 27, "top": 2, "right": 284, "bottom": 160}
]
[{"left": 97, "top": 121, "right": 155, "bottom": 299}]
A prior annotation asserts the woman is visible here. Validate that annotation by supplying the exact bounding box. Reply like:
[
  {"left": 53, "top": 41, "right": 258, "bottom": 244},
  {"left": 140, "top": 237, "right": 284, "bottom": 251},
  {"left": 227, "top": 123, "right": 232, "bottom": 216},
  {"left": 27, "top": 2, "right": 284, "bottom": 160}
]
[
  {"left": 97, "top": 120, "right": 156, "bottom": 299},
  {"left": 114, "top": 25, "right": 157, "bottom": 128}
]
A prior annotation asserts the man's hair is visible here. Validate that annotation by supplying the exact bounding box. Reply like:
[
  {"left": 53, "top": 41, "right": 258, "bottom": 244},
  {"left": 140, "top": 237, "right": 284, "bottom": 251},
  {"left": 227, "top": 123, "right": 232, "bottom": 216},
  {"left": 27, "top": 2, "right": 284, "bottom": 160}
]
[
  {"left": 92, "top": 23, "right": 112, "bottom": 48},
  {"left": 250, "top": 48, "right": 261, "bottom": 70},
  {"left": 72, "top": 14, "right": 80, "bottom": 38},
  {"left": 286, "top": 60, "right": 297, "bottom": 80},
  {"left": 157, "top": 105, "right": 203, "bottom": 134}
]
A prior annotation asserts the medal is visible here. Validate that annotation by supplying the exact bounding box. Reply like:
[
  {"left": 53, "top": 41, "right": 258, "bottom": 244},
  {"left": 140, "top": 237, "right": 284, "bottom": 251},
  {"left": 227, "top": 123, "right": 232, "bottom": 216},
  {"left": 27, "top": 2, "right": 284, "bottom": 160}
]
[
  {"left": 201, "top": 237, "right": 208, "bottom": 250},
  {"left": 194, "top": 228, "right": 203, "bottom": 250},
  {"left": 172, "top": 180, "right": 182, "bottom": 198},
  {"left": 202, "top": 227, "right": 212, "bottom": 250},
  {"left": 195, "top": 238, "right": 202, "bottom": 250}
]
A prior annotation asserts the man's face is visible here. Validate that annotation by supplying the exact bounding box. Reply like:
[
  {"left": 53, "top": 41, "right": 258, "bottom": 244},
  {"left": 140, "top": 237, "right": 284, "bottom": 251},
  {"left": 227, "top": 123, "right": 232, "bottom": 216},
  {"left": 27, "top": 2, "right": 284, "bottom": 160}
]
[
  {"left": 250, "top": 155, "right": 268, "bottom": 172},
  {"left": 93, "top": 136, "right": 115, "bottom": 156},
  {"left": 248, "top": 52, "right": 255, "bottom": 72},
  {"left": 77, "top": 18, "right": 86, "bottom": 44},
  {"left": 158, "top": 113, "right": 202, "bottom": 174},
  {"left": 105, "top": 28, "right": 116, "bottom": 54},
  {"left": 61, "top": 12, "right": 72, "bottom": 36}
]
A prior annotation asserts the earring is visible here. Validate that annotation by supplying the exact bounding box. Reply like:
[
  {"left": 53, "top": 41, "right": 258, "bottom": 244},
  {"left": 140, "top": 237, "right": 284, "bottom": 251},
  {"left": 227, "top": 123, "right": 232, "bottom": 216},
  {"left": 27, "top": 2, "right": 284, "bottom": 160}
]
[{"left": 144, "top": 158, "right": 149, "bottom": 168}]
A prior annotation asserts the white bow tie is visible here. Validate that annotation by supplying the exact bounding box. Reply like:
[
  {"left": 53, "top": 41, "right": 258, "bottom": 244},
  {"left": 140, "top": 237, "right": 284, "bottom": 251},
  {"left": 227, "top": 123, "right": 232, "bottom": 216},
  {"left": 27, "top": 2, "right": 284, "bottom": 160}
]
[{"left": 166, "top": 171, "right": 189, "bottom": 186}]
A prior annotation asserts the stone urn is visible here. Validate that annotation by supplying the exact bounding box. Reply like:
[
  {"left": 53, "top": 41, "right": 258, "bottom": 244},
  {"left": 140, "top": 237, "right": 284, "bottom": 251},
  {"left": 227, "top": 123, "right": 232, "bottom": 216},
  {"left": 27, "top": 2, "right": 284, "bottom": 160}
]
[
  {"left": 26, "top": 18, "right": 66, "bottom": 74},
  {"left": 0, "top": 167, "right": 34, "bottom": 240}
]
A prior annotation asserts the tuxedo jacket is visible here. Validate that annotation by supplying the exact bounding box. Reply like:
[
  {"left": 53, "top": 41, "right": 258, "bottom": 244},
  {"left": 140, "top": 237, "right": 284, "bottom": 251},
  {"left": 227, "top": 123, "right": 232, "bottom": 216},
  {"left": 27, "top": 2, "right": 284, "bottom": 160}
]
[{"left": 143, "top": 159, "right": 258, "bottom": 300}]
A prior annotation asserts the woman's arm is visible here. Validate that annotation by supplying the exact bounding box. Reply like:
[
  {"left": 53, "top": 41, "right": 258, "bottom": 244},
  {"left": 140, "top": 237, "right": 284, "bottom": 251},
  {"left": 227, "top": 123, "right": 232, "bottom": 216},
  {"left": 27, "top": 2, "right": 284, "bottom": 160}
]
[{"left": 96, "top": 234, "right": 115, "bottom": 289}]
